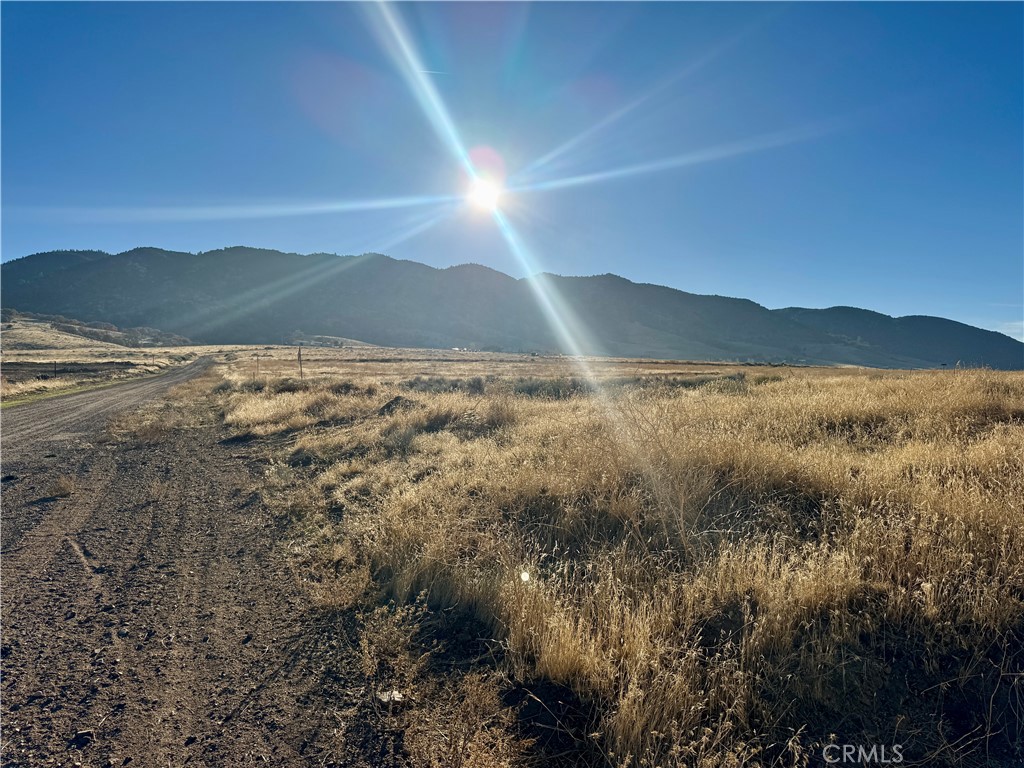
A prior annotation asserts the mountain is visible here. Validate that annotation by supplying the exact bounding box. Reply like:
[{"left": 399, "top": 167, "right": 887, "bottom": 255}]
[
  {"left": 2, "top": 247, "right": 1021, "bottom": 368},
  {"left": 774, "top": 306, "right": 1022, "bottom": 369}
]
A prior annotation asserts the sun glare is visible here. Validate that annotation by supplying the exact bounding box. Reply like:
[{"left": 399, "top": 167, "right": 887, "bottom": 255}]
[{"left": 468, "top": 178, "right": 501, "bottom": 212}]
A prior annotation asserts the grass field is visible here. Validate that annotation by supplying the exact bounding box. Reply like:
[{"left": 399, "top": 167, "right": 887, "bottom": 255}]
[{"left": 213, "top": 353, "right": 1024, "bottom": 767}]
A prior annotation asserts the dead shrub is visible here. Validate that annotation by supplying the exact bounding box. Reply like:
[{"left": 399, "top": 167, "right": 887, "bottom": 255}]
[{"left": 46, "top": 475, "right": 76, "bottom": 498}]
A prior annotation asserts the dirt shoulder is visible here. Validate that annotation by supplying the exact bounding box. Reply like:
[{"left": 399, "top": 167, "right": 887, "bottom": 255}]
[{"left": 1, "top": 373, "right": 360, "bottom": 767}]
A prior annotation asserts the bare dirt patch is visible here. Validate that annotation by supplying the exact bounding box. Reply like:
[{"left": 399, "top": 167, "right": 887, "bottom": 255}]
[{"left": 1, "top": 374, "right": 364, "bottom": 767}]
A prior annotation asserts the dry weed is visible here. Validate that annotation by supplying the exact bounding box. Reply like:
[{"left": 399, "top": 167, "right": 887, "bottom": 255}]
[{"left": 219, "top": 365, "right": 1024, "bottom": 766}]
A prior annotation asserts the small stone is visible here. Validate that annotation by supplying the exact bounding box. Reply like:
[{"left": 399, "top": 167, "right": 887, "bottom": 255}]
[{"left": 69, "top": 730, "right": 95, "bottom": 749}]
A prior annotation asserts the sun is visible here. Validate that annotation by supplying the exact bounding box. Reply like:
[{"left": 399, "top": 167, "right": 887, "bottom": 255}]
[{"left": 467, "top": 178, "right": 501, "bottom": 212}]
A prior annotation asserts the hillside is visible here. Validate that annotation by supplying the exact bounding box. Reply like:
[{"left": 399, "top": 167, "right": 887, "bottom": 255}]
[
  {"left": 1, "top": 316, "right": 127, "bottom": 351},
  {"left": 2, "top": 247, "right": 1021, "bottom": 368},
  {"left": 0, "top": 308, "right": 191, "bottom": 350}
]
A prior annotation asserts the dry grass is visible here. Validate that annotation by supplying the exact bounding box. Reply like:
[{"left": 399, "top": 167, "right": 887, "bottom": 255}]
[
  {"left": 0, "top": 317, "right": 129, "bottom": 350},
  {"left": 1, "top": 374, "right": 97, "bottom": 400},
  {"left": 345, "top": 598, "right": 529, "bottom": 768},
  {"left": 213, "top": 344, "right": 868, "bottom": 387},
  {"left": 216, "top": 362, "right": 1024, "bottom": 767},
  {"left": 43, "top": 475, "right": 77, "bottom": 499}
]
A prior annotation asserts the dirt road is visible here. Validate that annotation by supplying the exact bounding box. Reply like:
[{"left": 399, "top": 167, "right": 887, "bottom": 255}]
[
  {"left": 1, "top": 359, "right": 215, "bottom": 463},
  {"left": 1, "top": 363, "right": 358, "bottom": 767}
]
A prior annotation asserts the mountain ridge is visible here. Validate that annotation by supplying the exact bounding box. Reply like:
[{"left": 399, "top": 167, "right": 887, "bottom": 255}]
[{"left": 3, "top": 247, "right": 1021, "bottom": 369}]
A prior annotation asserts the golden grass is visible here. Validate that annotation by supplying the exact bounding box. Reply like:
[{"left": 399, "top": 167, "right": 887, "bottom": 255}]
[
  {"left": 216, "top": 363, "right": 1024, "bottom": 766},
  {"left": 0, "top": 366, "right": 173, "bottom": 402},
  {"left": 214, "top": 344, "right": 874, "bottom": 386}
]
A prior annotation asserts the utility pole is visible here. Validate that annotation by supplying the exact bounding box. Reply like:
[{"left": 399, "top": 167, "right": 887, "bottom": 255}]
[{"left": 298, "top": 344, "right": 304, "bottom": 380}]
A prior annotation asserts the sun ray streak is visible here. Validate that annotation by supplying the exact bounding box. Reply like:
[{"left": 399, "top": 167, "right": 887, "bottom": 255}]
[
  {"left": 175, "top": 254, "right": 377, "bottom": 340},
  {"left": 517, "top": 19, "right": 766, "bottom": 182},
  {"left": 364, "top": 2, "right": 476, "bottom": 177},
  {"left": 490, "top": 210, "right": 674, "bottom": 513},
  {"left": 363, "top": 1, "right": 655, "bottom": 460},
  {"left": 167, "top": 206, "right": 455, "bottom": 339},
  {"left": 365, "top": 1, "right": 608, "bottom": 387},
  {"left": 492, "top": 210, "right": 595, "bottom": 363},
  {"left": 18, "top": 194, "right": 460, "bottom": 224},
  {"left": 512, "top": 122, "right": 837, "bottom": 195},
  {"left": 372, "top": 205, "right": 455, "bottom": 252},
  {"left": 364, "top": 2, "right": 601, "bottom": 378}
]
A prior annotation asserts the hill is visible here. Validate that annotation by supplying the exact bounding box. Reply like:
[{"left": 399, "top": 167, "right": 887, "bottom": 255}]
[
  {"left": 2, "top": 247, "right": 1021, "bottom": 368},
  {"left": 1, "top": 316, "right": 127, "bottom": 351},
  {"left": 0, "top": 308, "right": 191, "bottom": 350}
]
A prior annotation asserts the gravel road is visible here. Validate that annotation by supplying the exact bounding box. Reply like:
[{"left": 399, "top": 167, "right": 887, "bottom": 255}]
[{"left": 1, "top": 358, "right": 214, "bottom": 463}]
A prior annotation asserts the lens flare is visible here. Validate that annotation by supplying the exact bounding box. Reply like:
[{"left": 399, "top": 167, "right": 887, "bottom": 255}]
[{"left": 468, "top": 145, "right": 507, "bottom": 185}]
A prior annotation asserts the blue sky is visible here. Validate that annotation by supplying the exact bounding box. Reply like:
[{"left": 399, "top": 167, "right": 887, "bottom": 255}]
[{"left": 3, "top": 2, "right": 1021, "bottom": 339}]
